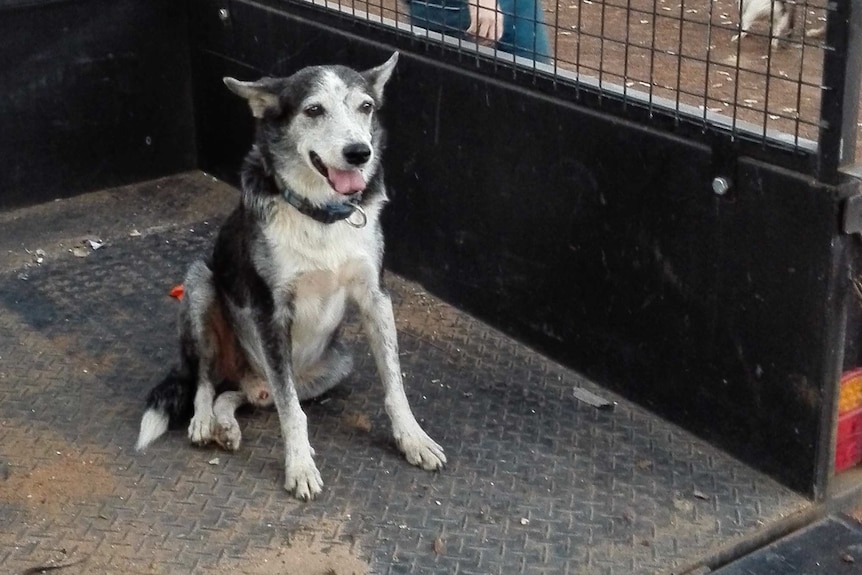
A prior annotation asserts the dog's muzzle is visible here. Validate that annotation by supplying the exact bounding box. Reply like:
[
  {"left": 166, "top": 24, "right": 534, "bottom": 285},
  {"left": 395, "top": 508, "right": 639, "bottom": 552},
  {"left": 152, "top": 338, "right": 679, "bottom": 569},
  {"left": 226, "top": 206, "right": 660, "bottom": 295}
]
[{"left": 309, "top": 150, "right": 368, "bottom": 195}]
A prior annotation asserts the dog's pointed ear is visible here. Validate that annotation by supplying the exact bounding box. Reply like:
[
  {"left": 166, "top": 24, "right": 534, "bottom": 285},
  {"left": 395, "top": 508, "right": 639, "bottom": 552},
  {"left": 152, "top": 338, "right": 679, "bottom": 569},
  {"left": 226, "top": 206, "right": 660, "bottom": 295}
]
[
  {"left": 223, "top": 77, "right": 281, "bottom": 119},
  {"left": 362, "top": 52, "right": 398, "bottom": 105}
]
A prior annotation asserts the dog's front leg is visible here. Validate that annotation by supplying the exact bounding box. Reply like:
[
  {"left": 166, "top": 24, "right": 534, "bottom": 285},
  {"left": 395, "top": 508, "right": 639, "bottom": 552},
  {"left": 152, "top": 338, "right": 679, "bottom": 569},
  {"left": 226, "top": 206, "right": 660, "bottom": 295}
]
[
  {"left": 184, "top": 265, "right": 220, "bottom": 446},
  {"left": 188, "top": 378, "right": 216, "bottom": 445},
  {"left": 257, "top": 306, "right": 323, "bottom": 500},
  {"left": 354, "top": 285, "right": 446, "bottom": 470},
  {"left": 275, "top": 377, "right": 322, "bottom": 500}
]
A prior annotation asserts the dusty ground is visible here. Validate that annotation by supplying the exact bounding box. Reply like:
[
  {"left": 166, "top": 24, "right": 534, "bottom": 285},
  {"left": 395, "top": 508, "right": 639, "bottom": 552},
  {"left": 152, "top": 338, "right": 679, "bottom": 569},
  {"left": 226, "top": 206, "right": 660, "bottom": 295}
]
[
  {"left": 0, "top": 366, "right": 368, "bottom": 575},
  {"left": 0, "top": 176, "right": 371, "bottom": 575},
  {"left": 347, "top": 0, "right": 861, "bottom": 155}
]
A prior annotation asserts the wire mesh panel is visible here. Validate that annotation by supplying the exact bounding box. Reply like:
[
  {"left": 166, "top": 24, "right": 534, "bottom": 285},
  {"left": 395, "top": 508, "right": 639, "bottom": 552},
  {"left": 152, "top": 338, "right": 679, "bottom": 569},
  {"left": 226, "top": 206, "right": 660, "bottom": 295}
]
[
  {"left": 293, "top": 0, "right": 859, "bottom": 170},
  {"left": 545, "top": 0, "right": 829, "bottom": 148}
]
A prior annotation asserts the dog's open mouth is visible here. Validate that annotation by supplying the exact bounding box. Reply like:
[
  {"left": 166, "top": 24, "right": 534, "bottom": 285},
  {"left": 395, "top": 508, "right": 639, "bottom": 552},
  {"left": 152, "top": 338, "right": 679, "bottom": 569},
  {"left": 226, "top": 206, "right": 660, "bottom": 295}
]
[{"left": 310, "top": 151, "right": 366, "bottom": 196}]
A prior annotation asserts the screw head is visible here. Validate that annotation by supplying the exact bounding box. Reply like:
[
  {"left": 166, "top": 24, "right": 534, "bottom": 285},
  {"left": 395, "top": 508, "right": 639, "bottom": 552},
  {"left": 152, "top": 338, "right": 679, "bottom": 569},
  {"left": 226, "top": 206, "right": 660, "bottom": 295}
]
[
  {"left": 712, "top": 176, "right": 731, "bottom": 196},
  {"left": 218, "top": 8, "right": 229, "bottom": 21}
]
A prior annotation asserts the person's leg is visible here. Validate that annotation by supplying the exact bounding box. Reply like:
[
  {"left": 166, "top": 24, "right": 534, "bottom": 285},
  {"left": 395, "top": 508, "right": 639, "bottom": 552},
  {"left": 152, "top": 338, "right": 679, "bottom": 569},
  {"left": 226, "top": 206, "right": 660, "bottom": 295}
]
[
  {"left": 498, "top": 0, "right": 551, "bottom": 62},
  {"left": 405, "top": 0, "right": 550, "bottom": 63},
  {"left": 405, "top": 0, "right": 472, "bottom": 39}
]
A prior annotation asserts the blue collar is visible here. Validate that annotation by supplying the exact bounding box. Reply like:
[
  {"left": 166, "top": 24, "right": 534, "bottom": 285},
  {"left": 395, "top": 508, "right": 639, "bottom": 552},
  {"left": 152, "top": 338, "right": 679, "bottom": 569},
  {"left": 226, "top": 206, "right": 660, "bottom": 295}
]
[{"left": 274, "top": 175, "right": 366, "bottom": 227}]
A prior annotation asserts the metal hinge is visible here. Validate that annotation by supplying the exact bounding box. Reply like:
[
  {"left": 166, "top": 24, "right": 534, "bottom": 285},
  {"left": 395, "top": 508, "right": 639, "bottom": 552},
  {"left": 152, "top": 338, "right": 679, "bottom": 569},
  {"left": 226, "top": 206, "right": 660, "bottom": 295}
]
[
  {"left": 841, "top": 166, "right": 862, "bottom": 234},
  {"left": 843, "top": 193, "right": 862, "bottom": 235}
]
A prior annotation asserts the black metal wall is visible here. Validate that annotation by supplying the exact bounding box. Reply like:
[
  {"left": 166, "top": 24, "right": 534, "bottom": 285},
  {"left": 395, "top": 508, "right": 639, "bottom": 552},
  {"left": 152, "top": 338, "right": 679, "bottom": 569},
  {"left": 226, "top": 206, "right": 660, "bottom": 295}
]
[
  {"left": 188, "top": 0, "right": 855, "bottom": 497},
  {"left": 0, "top": 0, "right": 196, "bottom": 210}
]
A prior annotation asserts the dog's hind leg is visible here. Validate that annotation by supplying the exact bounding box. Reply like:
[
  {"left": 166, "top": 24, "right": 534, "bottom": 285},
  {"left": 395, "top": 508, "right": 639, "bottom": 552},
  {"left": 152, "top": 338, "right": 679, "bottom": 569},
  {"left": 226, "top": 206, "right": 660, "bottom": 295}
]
[
  {"left": 183, "top": 261, "right": 221, "bottom": 446},
  {"left": 137, "top": 260, "right": 216, "bottom": 450},
  {"left": 213, "top": 374, "right": 273, "bottom": 451},
  {"left": 296, "top": 338, "right": 354, "bottom": 401},
  {"left": 351, "top": 283, "right": 446, "bottom": 471},
  {"left": 771, "top": 2, "right": 793, "bottom": 48},
  {"left": 213, "top": 391, "right": 248, "bottom": 451},
  {"left": 731, "top": 0, "right": 758, "bottom": 42}
]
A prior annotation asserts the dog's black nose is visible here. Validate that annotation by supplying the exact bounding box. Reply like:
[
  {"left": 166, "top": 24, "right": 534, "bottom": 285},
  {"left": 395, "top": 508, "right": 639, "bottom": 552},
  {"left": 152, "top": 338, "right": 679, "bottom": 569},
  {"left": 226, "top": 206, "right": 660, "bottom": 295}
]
[{"left": 343, "top": 143, "right": 371, "bottom": 166}]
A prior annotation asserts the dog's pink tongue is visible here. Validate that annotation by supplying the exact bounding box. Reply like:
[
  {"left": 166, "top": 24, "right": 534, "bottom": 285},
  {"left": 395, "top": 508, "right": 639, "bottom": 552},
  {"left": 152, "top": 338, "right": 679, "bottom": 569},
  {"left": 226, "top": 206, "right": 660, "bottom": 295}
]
[{"left": 328, "top": 168, "right": 366, "bottom": 195}]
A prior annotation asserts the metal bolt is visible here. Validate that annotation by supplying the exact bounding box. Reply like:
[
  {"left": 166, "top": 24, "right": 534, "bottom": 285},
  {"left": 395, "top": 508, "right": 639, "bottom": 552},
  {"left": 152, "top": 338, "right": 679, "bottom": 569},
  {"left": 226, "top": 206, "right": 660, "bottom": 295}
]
[
  {"left": 712, "top": 176, "right": 731, "bottom": 196},
  {"left": 218, "top": 8, "right": 229, "bottom": 21}
]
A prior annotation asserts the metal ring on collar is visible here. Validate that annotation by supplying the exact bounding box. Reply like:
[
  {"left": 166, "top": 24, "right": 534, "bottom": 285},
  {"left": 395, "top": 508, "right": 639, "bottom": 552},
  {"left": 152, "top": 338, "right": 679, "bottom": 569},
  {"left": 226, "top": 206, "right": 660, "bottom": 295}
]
[{"left": 346, "top": 203, "right": 367, "bottom": 228}]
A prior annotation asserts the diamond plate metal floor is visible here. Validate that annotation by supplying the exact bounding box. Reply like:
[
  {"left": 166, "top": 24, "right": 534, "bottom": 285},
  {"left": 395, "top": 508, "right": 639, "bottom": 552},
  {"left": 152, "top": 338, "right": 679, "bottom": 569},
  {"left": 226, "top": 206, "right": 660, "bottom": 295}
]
[{"left": 0, "top": 173, "right": 809, "bottom": 575}]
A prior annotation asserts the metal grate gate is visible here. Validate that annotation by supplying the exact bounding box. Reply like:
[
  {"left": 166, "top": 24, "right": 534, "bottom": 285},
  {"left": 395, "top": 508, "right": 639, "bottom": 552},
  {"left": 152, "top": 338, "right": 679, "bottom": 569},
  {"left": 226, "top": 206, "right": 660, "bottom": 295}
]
[{"left": 291, "top": 0, "right": 860, "bottom": 180}]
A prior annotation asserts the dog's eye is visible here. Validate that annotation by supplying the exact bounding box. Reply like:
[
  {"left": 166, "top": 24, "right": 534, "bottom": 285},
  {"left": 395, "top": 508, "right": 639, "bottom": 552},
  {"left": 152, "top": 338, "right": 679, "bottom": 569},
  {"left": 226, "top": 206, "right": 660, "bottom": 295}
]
[
  {"left": 304, "top": 104, "right": 325, "bottom": 118},
  {"left": 359, "top": 101, "right": 374, "bottom": 114}
]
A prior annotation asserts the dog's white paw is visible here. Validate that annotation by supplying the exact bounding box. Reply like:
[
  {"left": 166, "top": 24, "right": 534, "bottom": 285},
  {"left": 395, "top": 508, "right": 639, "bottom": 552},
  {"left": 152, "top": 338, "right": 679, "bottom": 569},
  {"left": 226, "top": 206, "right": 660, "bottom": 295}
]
[
  {"left": 188, "top": 412, "right": 215, "bottom": 445},
  {"left": 396, "top": 429, "right": 446, "bottom": 471},
  {"left": 284, "top": 456, "right": 324, "bottom": 501},
  {"left": 213, "top": 418, "right": 242, "bottom": 452}
]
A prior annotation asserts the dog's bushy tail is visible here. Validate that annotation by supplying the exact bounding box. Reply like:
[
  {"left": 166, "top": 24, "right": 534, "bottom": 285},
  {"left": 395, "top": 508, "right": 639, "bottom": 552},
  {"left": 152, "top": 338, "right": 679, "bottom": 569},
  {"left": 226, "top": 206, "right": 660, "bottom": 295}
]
[{"left": 135, "top": 364, "right": 196, "bottom": 451}]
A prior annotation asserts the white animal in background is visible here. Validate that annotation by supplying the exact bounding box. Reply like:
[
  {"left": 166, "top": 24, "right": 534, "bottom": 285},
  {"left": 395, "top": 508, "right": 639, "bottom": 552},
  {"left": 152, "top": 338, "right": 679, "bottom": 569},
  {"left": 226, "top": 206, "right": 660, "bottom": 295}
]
[{"left": 731, "top": 0, "right": 795, "bottom": 48}]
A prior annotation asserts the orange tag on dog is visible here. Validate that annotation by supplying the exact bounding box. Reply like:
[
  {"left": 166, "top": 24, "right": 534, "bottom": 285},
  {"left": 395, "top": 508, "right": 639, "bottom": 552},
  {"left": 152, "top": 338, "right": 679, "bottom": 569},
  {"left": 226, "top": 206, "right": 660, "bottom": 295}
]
[{"left": 169, "top": 284, "right": 185, "bottom": 300}]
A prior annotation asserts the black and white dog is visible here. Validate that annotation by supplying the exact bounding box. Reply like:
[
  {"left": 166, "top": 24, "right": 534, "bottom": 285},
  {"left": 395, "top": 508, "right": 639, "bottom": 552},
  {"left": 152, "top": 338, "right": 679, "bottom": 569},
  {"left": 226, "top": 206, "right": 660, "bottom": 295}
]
[
  {"left": 136, "top": 52, "right": 446, "bottom": 500},
  {"left": 731, "top": 0, "right": 795, "bottom": 48}
]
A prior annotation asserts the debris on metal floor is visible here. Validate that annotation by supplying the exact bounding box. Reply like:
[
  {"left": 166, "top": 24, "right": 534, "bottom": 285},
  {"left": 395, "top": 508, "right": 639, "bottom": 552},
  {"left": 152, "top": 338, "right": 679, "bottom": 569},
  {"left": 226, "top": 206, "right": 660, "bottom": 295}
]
[{"left": 0, "top": 173, "right": 808, "bottom": 574}]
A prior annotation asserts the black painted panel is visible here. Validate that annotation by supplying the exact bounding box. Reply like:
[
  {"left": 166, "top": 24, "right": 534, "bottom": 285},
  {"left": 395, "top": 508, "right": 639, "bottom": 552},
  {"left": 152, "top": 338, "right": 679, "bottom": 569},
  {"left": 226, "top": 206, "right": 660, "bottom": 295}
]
[
  {"left": 0, "top": 0, "right": 196, "bottom": 209},
  {"left": 188, "top": 0, "right": 850, "bottom": 495},
  {"left": 384, "top": 65, "right": 844, "bottom": 495}
]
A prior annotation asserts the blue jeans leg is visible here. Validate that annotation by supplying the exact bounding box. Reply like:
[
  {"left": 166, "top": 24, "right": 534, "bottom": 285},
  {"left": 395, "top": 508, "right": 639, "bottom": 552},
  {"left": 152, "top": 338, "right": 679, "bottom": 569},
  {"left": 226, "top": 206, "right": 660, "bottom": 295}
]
[
  {"left": 406, "top": 0, "right": 551, "bottom": 63},
  {"left": 498, "top": 0, "right": 551, "bottom": 62}
]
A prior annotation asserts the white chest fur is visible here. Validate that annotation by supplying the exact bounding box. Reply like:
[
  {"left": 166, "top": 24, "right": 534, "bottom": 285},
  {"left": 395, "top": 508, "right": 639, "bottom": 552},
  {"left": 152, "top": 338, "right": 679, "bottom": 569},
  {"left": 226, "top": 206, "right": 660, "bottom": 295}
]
[
  {"left": 260, "top": 203, "right": 384, "bottom": 369},
  {"left": 262, "top": 202, "right": 382, "bottom": 284}
]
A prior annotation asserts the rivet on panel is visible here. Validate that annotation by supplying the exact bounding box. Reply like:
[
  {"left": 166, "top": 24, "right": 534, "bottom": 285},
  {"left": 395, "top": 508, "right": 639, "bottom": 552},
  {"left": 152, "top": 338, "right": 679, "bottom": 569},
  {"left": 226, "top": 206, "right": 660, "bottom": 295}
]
[{"left": 711, "top": 177, "right": 731, "bottom": 196}]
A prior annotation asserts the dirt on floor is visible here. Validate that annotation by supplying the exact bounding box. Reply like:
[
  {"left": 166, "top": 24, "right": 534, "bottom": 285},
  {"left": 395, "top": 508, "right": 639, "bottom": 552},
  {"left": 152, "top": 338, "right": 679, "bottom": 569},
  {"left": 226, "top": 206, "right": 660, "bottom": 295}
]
[
  {"left": 0, "top": 420, "right": 369, "bottom": 575},
  {"left": 0, "top": 423, "right": 116, "bottom": 516},
  {"left": 0, "top": 172, "right": 238, "bottom": 275},
  {"left": 0, "top": 389, "right": 368, "bottom": 574},
  {"left": 0, "top": 174, "right": 364, "bottom": 575},
  {"left": 216, "top": 519, "right": 369, "bottom": 575}
]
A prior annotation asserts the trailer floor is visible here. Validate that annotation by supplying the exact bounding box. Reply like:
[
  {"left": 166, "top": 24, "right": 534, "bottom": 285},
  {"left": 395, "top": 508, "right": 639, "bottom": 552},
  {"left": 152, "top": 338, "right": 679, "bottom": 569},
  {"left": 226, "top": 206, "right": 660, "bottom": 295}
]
[{"left": 0, "top": 172, "right": 810, "bottom": 575}]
